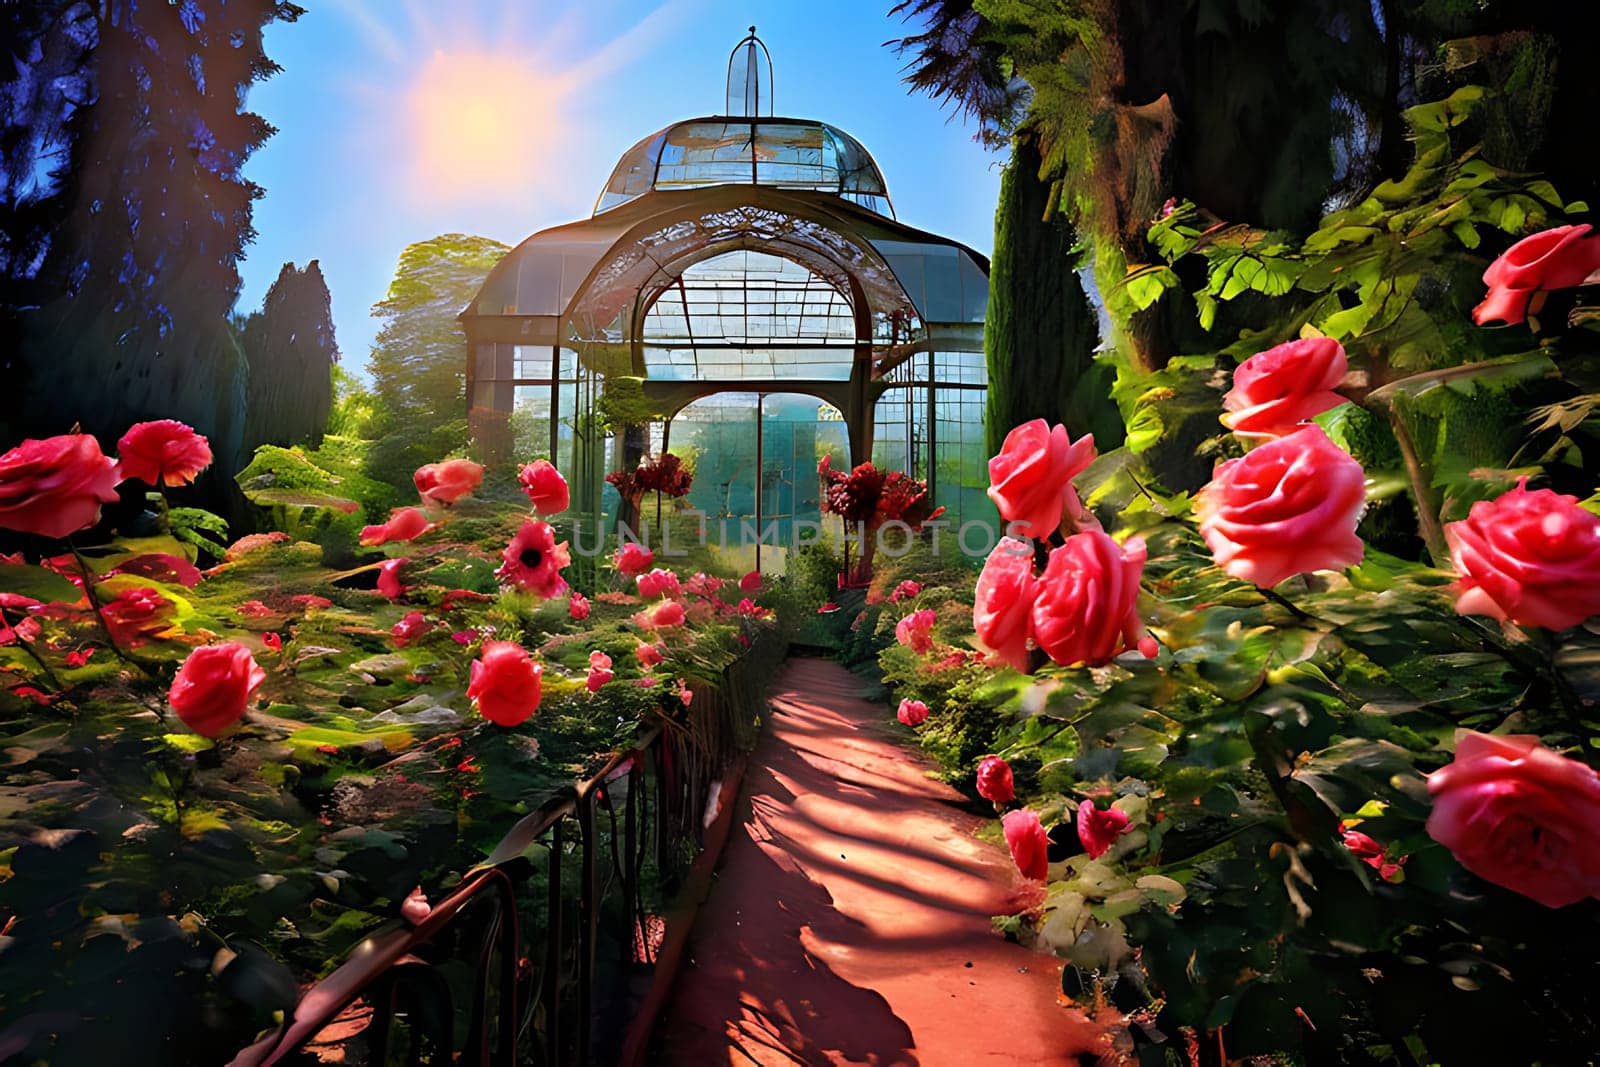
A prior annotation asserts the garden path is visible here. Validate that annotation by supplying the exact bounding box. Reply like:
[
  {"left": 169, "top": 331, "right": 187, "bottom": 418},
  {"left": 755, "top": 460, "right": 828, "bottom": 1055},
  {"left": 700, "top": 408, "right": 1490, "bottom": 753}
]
[{"left": 651, "top": 657, "right": 1118, "bottom": 1066}]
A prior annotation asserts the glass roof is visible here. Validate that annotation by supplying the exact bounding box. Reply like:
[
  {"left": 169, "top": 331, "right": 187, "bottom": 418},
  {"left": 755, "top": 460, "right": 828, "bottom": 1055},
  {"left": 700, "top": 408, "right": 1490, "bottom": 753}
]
[{"left": 595, "top": 117, "right": 893, "bottom": 217}]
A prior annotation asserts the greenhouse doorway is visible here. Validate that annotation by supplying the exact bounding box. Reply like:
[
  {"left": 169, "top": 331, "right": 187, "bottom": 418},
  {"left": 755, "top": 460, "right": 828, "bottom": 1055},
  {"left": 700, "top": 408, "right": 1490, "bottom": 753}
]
[{"left": 666, "top": 392, "right": 849, "bottom": 575}]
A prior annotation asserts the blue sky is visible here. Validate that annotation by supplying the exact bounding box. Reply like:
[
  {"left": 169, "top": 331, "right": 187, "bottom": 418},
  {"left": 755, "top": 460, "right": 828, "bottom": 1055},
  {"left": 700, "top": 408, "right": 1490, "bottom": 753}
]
[{"left": 238, "top": 0, "right": 1005, "bottom": 374}]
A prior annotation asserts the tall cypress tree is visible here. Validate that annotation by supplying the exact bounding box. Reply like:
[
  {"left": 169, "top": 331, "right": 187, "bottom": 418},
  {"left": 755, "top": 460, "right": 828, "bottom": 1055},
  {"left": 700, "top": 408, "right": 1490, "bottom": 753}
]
[
  {"left": 238, "top": 260, "right": 339, "bottom": 455},
  {"left": 9, "top": 0, "right": 302, "bottom": 476}
]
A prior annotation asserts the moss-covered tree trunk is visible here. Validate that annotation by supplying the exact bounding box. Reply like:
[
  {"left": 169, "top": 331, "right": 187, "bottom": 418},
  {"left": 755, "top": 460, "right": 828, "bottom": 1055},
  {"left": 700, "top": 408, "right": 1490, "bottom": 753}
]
[{"left": 984, "top": 133, "right": 1124, "bottom": 456}]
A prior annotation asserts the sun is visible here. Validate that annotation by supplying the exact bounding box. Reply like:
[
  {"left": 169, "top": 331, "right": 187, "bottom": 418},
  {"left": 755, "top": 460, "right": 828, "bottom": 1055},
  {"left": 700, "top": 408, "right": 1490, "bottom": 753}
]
[{"left": 407, "top": 50, "right": 564, "bottom": 200}]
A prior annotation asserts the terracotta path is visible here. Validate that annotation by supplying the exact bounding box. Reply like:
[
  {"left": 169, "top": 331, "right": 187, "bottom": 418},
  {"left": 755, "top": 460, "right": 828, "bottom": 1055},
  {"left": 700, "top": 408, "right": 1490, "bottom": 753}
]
[{"left": 651, "top": 657, "right": 1117, "bottom": 1066}]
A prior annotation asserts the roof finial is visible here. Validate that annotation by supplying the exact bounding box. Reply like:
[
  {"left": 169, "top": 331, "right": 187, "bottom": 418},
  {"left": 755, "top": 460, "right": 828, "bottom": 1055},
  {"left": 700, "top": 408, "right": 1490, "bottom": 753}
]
[{"left": 725, "top": 28, "right": 773, "bottom": 117}]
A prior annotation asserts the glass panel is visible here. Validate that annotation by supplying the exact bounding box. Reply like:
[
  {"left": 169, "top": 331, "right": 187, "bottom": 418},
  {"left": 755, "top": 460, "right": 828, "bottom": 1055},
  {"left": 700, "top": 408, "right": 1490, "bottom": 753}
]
[
  {"left": 513, "top": 346, "right": 553, "bottom": 380},
  {"left": 934, "top": 386, "right": 995, "bottom": 531},
  {"left": 511, "top": 384, "right": 552, "bottom": 460}
]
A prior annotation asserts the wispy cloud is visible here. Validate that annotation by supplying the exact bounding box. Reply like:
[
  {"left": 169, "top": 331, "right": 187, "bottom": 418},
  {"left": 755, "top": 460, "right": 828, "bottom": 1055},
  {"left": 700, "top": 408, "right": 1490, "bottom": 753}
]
[{"left": 324, "top": 0, "right": 406, "bottom": 65}]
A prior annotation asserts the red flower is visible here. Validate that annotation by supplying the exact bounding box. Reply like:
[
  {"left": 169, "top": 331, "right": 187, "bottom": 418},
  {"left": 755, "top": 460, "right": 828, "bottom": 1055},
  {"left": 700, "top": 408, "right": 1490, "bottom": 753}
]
[
  {"left": 1194, "top": 425, "right": 1365, "bottom": 588},
  {"left": 518, "top": 459, "right": 570, "bottom": 514},
  {"left": 976, "top": 756, "right": 1014, "bottom": 804},
  {"left": 236, "top": 600, "right": 275, "bottom": 618},
  {"left": 1473, "top": 223, "right": 1600, "bottom": 326},
  {"left": 109, "top": 553, "right": 202, "bottom": 588},
  {"left": 817, "top": 601, "right": 842, "bottom": 614},
  {"left": 262, "top": 633, "right": 282, "bottom": 653},
  {"left": 466, "top": 640, "right": 542, "bottom": 727},
  {"left": 169, "top": 642, "right": 266, "bottom": 738},
  {"left": 684, "top": 572, "right": 725, "bottom": 598},
  {"left": 986, "top": 420, "right": 1096, "bottom": 540},
  {"left": 614, "top": 542, "right": 654, "bottom": 577},
  {"left": 414, "top": 458, "right": 483, "bottom": 506},
  {"left": 1077, "top": 801, "right": 1131, "bottom": 859},
  {"left": 1003, "top": 809, "right": 1050, "bottom": 881},
  {"left": 63, "top": 647, "right": 95, "bottom": 668},
  {"left": 1221, "top": 337, "right": 1348, "bottom": 439},
  {"left": 101, "top": 586, "right": 176, "bottom": 647},
  {"left": 377, "top": 558, "right": 407, "bottom": 601},
  {"left": 1426, "top": 731, "right": 1600, "bottom": 908},
  {"left": 0, "top": 433, "right": 122, "bottom": 539},
  {"left": 894, "top": 609, "right": 936, "bottom": 654},
  {"left": 497, "top": 520, "right": 571, "bottom": 598},
  {"left": 450, "top": 630, "right": 474, "bottom": 645},
  {"left": 1030, "top": 531, "right": 1155, "bottom": 668},
  {"left": 635, "top": 642, "right": 665, "bottom": 668},
  {"left": 116, "top": 420, "right": 213, "bottom": 487},
  {"left": 1444, "top": 478, "right": 1600, "bottom": 630},
  {"left": 568, "top": 592, "right": 591, "bottom": 620},
  {"left": 738, "top": 570, "right": 762, "bottom": 594},
  {"left": 973, "top": 538, "right": 1038, "bottom": 672},
  {"left": 888, "top": 580, "right": 922, "bottom": 604},
  {"left": 819, "top": 458, "right": 887, "bottom": 524},
  {"left": 634, "top": 452, "right": 694, "bottom": 497},
  {"left": 1341, "top": 825, "right": 1404, "bottom": 883},
  {"left": 636, "top": 568, "right": 682, "bottom": 600},
  {"left": 896, "top": 698, "right": 928, "bottom": 726},
  {"left": 391, "top": 610, "right": 432, "bottom": 647},
  {"left": 360, "top": 507, "right": 432, "bottom": 546},
  {"left": 676, "top": 678, "right": 694, "bottom": 706},
  {"left": 643, "top": 600, "right": 686, "bottom": 629}
]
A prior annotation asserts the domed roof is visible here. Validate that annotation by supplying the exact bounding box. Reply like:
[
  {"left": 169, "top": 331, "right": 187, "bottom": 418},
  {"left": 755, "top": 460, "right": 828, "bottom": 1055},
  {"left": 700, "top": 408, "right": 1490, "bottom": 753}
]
[{"left": 594, "top": 116, "right": 894, "bottom": 218}]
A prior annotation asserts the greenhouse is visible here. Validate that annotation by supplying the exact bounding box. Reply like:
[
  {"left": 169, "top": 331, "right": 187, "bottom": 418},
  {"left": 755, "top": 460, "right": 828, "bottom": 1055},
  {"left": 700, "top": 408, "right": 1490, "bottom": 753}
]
[{"left": 462, "top": 31, "right": 992, "bottom": 567}]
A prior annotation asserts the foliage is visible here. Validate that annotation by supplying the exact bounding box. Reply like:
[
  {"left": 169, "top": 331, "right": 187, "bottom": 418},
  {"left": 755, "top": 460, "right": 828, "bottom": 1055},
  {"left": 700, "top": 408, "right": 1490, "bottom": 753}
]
[
  {"left": 0, "top": 449, "right": 786, "bottom": 1062},
  {"left": 236, "top": 259, "right": 340, "bottom": 456},
  {"left": 364, "top": 234, "right": 510, "bottom": 495}
]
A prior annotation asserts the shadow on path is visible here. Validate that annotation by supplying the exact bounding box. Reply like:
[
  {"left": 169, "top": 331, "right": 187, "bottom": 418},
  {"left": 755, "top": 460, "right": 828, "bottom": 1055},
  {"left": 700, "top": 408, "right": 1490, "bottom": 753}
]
[{"left": 652, "top": 658, "right": 1121, "bottom": 1067}]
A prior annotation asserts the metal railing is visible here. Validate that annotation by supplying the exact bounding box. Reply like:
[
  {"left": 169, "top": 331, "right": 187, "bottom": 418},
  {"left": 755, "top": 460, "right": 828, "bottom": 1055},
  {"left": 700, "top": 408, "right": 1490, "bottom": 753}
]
[{"left": 228, "top": 637, "right": 775, "bottom": 1067}]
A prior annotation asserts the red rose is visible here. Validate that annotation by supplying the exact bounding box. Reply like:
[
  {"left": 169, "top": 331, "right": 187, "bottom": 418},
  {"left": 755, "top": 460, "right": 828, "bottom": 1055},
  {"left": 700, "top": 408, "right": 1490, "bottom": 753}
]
[
  {"left": 635, "top": 642, "right": 665, "bottom": 668},
  {"left": 376, "top": 559, "right": 410, "bottom": 601},
  {"left": 116, "top": 419, "right": 213, "bottom": 487},
  {"left": 101, "top": 586, "right": 177, "bottom": 647},
  {"left": 586, "top": 665, "right": 614, "bottom": 693},
  {"left": 976, "top": 756, "right": 1014, "bottom": 804},
  {"left": 1427, "top": 731, "right": 1600, "bottom": 908},
  {"left": 1194, "top": 425, "right": 1365, "bottom": 588},
  {"left": 1221, "top": 337, "right": 1348, "bottom": 439},
  {"left": 496, "top": 520, "right": 570, "bottom": 598},
  {"left": 739, "top": 570, "right": 762, "bottom": 593},
  {"left": 615, "top": 543, "right": 654, "bottom": 577},
  {"left": 973, "top": 537, "right": 1038, "bottom": 672},
  {"left": 0, "top": 433, "right": 121, "bottom": 539},
  {"left": 897, "top": 698, "right": 929, "bottom": 726},
  {"left": 568, "top": 592, "right": 590, "bottom": 620},
  {"left": 1076, "top": 801, "right": 1131, "bottom": 859},
  {"left": 1340, "top": 825, "right": 1404, "bottom": 883},
  {"left": 645, "top": 600, "right": 686, "bottom": 629},
  {"left": 518, "top": 459, "right": 570, "bottom": 515},
  {"left": 391, "top": 610, "right": 432, "bottom": 647},
  {"left": 1444, "top": 478, "right": 1600, "bottom": 630},
  {"left": 1030, "top": 531, "right": 1155, "bottom": 668},
  {"left": 986, "top": 419, "right": 1096, "bottom": 539},
  {"left": 466, "top": 640, "right": 543, "bottom": 727},
  {"left": 360, "top": 507, "right": 432, "bottom": 546},
  {"left": 1473, "top": 224, "right": 1600, "bottom": 326},
  {"left": 888, "top": 579, "right": 922, "bottom": 603},
  {"left": 894, "top": 608, "right": 936, "bottom": 654},
  {"left": 636, "top": 568, "right": 682, "bottom": 600},
  {"left": 169, "top": 642, "right": 266, "bottom": 737},
  {"left": 1003, "top": 808, "right": 1049, "bottom": 881},
  {"left": 414, "top": 458, "right": 483, "bottom": 506}
]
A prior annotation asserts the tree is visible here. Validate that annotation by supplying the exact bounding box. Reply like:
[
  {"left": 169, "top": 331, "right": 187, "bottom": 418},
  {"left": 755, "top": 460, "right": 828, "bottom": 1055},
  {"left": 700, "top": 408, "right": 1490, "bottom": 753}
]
[
  {"left": 6, "top": 0, "right": 303, "bottom": 484},
  {"left": 365, "top": 233, "right": 510, "bottom": 493},
  {"left": 237, "top": 259, "right": 339, "bottom": 454}
]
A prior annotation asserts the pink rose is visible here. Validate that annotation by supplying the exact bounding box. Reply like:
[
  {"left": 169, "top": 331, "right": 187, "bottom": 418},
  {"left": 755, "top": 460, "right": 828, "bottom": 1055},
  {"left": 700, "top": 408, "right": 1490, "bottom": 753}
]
[
  {"left": 517, "top": 459, "right": 569, "bottom": 514},
  {"left": 1076, "top": 801, "right": 1131, "bottom": 859},
  {"left": 987, "top": 419, "right": 1096, "bottom": 539},
  {"left": 1030, "top": 531, "right": 1156, "bottom": 668},
  {"left": 894, "top": 609, "right": 936, "bottom": 654},
  {"left": 676, "top": 678, "right": 694, "bottom": 706},
  {"left": 360, "top": 507, "right": 432, "bottom": 546},
  {"left": 1220, "top": 337, "right": 1348, "bottom": 439},
  {"left": 391, "top": 610, "right": 431, "bottom": 647},
  {"left": 888, "top": 579, "right": 922, "bottom": 603},
  {"left": 1002, "top": 809, "right": 1049, "bottom": 881},
  {"left": 897, "top": 698, "right": 929, "bottom": 726},
  {"left": 1194, "top": 425, "right": 1365, "bottom": 588},
  {"left": 169, "top": 642, "right": 266, "bottom": 738},
  {"left": 615, "top": 543, "right": 654, "bottom": 577},
  {"left": 377, "top": 558, "right": 407, "bottom": 601},
  {"left": 568, "top": 592, "right": 591, "bottom": 620},
  {"left": 636, "top": 568, "right": 682, "bottom": 600},
  {"left": 635, "top": 642, "right": 665, "bottom": 668},
  {"left": 586, "top": 664, "right": 614, "bottom": 693},
  {"left": 589, "top": 650, "right": 612, "bottom": 670},
  {"left": 1426, "top": 731, "right": 1600, "bottom": 908},
  {"left": 0, "top": 433, "right": 122, "bottom": 539},
  {"left": 1444, "top": 478, "right": 1600, "bottom": 630},
  {"left": 976, "top": 756, "right": 1014, "bottom": 804},
  {"left": 116, "top": 419, "right": 213, "bottom": 487},
  {"left": 467, "top": 640, "right": 543, "bottom": 726},
  {"left": 400, "top": 887, "right": 431, "bottom": 925},
  {"left": 414, "top": 458, "right": 483, "bottom": 506},
  {"left": 1473, "top": 224, "right": 1600, "bottom": 326},
  {"left": 496, "top": 520, "right": 571, "bottom": 598},
  {"left": 646, "top": 600, "right": 686, "bottom": 629},
  {"left": 973, "top": 538, "right": 1038, "bottom": 671}
]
